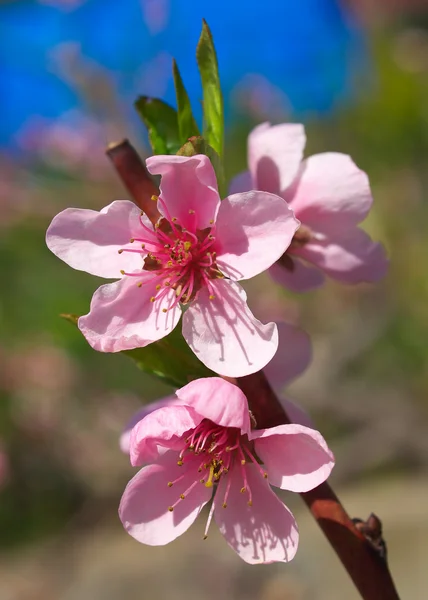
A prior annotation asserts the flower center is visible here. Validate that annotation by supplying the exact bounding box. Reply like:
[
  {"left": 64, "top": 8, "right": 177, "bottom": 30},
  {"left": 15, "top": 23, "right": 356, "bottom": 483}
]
[
  {"left": 167, "top": 419, "right": 267, "bottom": 522},
  {"left": 118, "top": 197, "right": 224, "bottom": 309}
]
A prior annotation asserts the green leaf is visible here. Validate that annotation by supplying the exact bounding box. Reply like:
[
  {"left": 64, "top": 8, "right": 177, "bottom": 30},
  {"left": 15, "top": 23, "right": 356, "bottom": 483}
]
[
  {"left": 173, "top": 59, "right": 200, "bottom": 143},
  {"left": 177, "top": 136, "right": 226, "bottom": 197},
  {"left": 135, "top": 96, "right": 180, "bottom": 155},
  {"left": 60, "top": 313, "right": 214, "bottom": 388},
  {"left": 196, "top": 20, "right": 224, "bottom": 158}
]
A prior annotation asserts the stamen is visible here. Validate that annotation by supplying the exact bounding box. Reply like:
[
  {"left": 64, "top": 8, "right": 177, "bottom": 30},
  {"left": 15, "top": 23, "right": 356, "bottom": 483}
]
[{"left": 203, "top": 501, "right": 215, "bottom": 539}]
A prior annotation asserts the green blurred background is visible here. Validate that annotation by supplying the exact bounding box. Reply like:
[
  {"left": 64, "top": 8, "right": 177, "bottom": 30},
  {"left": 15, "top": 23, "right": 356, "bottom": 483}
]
[{"left": 0, "top": 2, "right": 427, "bottom": 598}]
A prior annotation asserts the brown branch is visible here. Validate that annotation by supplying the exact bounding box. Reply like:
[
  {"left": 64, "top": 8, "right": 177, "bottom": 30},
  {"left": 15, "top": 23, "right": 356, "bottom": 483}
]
[
  {"left": 106, "top": 140, "right": 161, "bottom": 225},
  {"left": 105, "top": 139, "right": 401, "bottom": 600},
  {"left": 236, "top": 371, "right": 400, "bottom": 600}
]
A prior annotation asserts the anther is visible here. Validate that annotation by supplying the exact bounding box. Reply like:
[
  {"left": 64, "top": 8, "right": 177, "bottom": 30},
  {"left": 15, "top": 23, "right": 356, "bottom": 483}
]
[
  {"left": 130, "top": 238, "right": 135, "bottom": 243},
  {"left": 189, "top": 209, "right": 195, "bottom": 214},
  {"left": 209, "top": 219, "right": 214, "bottom": 224},
  {"left": 118, "top": 249, "right": 123, "bottom": 254},
  {"left": 171, "top": 217, "right": 177, "bottom": 222},
  {"left": 180, "top": 494, "right": 185, "bottom": 500},
  {"left": 150, "top": 296, "right": 156, "bottom": 302},
  {"left": 241, "top": 459, "right": 246, "bottom": 465},
  {"left": 137, "top": 282, "right": 143, "bottom": 288},
  {"left": 151, "top": 195, "right": 158, "bottom": 202},
  {"left": 177, "top": 460, "right": 183, "bottom": 466},
  {"left": 209, "top": 295, "right": 215, "bottom": 300},
  {"left": 240, "top": 487, "right": 246, "bottom": 494},
  {"left": 168, "top": 506, "right": 174, "bottom": 512},
  {"left": 167, "top": 482, "right": 173, "bottom": 487},
  {"left": 120, "top": 269, "right": 125, "bottom": 275},
  {"left": 200, "top": 479, "right": 205, "bottom": 484},
  {"left": 141, "top": 243, "right": 145, "bottom": 249},
  {"left": 156, "top": 284, "right": 161, "bottom": 290},
  {"left": 247, "top": 500, "right": 253, "bottom": 507},
  {"left": 222, "top": 503, "right": 227, "bottom": 508},
  {"left": 203, "top": 535, "right": 208, "bottom": 540},
  {"left": 263, "top": 472, "right": 268, "bottom": 479},
  {"left": 162, "top": 308, "right": 168, "bottom": 313}
]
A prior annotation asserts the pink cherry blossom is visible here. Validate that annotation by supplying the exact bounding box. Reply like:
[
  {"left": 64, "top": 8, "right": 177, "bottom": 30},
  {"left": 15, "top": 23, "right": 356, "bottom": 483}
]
[
  {"left": 46, "top": 154, "right": 299, "bottom": 376},
  {"left": 119, "top": 377, "right": 334, "bottom": 564},
  {"left": 230, "top": 122, "right": 388, "bottom": 292},
  {"left": 120, "top": 322, "right": 313, "bottom": 454}
]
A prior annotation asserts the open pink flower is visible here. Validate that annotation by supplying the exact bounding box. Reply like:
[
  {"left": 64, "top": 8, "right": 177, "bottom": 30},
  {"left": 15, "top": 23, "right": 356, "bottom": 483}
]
[
  {"left": 120, "top": 322, "right": 313, "bottom": 453},
  {"left": 231, "top": 123, "right": 388, "bottom": 292},
  {"left": 46, "top": 154, "right": 299, "bottom": 376},
  {"left": 119, "top": 377, "right": 334, "bottom": 564}
]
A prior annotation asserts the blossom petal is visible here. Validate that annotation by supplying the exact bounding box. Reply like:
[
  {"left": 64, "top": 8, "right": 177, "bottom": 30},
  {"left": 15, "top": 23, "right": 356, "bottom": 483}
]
[
  {"left": 182, "top": 280, "right": 278, "bottom": 377},
  {"left": 251, "top": 424, "right": 334, "bottom": 492},
  {"left": 269, "top": 258, "right": 325, "bottom": 292},
  {"left": 264, "top": 322, "right": 312, "bottom": 392},
  {"left": 248, "top": 122, "right": 306, "bottom": 194},
  {"left": 119, "top": 452, "right": 212, "bottom": 546},
  {"left": 215, "top": 191, "right": 299, "bottom": 281},
  {"left": 46, "top": 200, "right": 147, "bottom": 278},
  {"left": 214, "top": 465, "right": 299, "bottom": 564},
  {"left": 78, "top": 274, "right": 181, "bottom": 352},
  {"left": 129, "top": 404, "right": 201, "bottom": 466},
  {"left": 120, "top": 395, "right": 179, "bottom": 454},
  {"left": 286, "top": 153, "right": 373, "bottom": 229},
  {"left": 295, "top": 229, "right": 388, "bottom": 284},
  {"left": 146, "top": 154, "right": 221, "bottom": 231},
  {"left": 228, "top": 170, "right": 252, "bottom": 195},
  {"left": 175, "top": 378, "right": 251, "bottom": 435}
]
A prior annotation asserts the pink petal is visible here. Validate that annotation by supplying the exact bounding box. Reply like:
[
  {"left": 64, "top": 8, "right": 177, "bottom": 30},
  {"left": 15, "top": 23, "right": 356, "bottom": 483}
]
[
  {"left": 295, "top": 228, "right": 388, "bottom": 284},
  {"left": 279, "top": 397, "right": 314, "bottom": 429},
  {"left": 146, "top": 155, "right": 221, "bottom": 231},
  {"left": 214, "top": 465, "right": 299, "bottom": 564},
  {"left": 119, "top": 451, "right": 212, "bottom": 546},
  {"left": 286, "top": 153, "right": 373, "bottom": 230},
  {"left": 251, "top": 424, "right": 334, "bottom": 492},
  {"left": 78, "top": 274, "right": 181, "bottom": 352},
  {"left": 248, "top": 122, "right": 306, "bottom": 194},
  {"left": 182, "top": 280, "right": 278, "bottom": 377},
  {"left": 269, "top": 259, "right": 325, "bottom": 292},
  {"left": 175, "top": 378, "right": 251, "bottom": 435},
  {"left": 129, "top": 404, "right": 201, "bottom": 466},
  {"left": 264, "top": 322, "right": 312, "bottom": 392},
  {"left": 228, "top": 170, "right": 252, "bottom": 195},
  {"left": 215, "top": 191, "right": 299, "bottom": 281},
  {"left": 120, "top": 395, "right": 180, "bottom": 454},
  {"left": 46, "top": 200, "right": 147, "bottom": 278}
]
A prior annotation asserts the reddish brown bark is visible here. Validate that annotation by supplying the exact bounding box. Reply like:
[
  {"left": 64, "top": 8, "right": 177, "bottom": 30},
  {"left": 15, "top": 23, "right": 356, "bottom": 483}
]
[
  {"left": 106, "top": 139, "right": 401, "bottom": 600},
  {"left": 106, "top": 140, "right": 161, "bottom": 225}
]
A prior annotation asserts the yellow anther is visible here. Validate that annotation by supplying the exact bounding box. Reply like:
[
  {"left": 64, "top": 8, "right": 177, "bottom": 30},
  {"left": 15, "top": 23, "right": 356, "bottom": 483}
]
[
  {"left": 175, "top": 284, "right": 183, "bottom": 298},
  {"left": 150, "top": 296, "right": 156, "bottom": 302},
  {"left": 168, "top": 506, "right": 174, "bottom": 512},
  {"left": 120, "top": 269, "right": 125, "bottom": 275},
  {"left": 189, "top": 209, "right": 195, "bottom": 214},
  {"left": 141, "top": 243, "right": 145, "bottom": 249},
  {"left": 167, "top": 482, "right": 173, "bottom": 487},
  {"left": 203, "top": 535, "right": 208, "bottom": 540},
  {"left": 247, "top": 500, "right": 253, "bottom": 507},
  {"left": 209, "top": 219, "right": 214, "bottom": 224},
  {"left": 151, "top": 195, "right": 158, "bottom": 202},
  {"left": 205, "top": 464, "right": 215, "bottom": 488},
  {"left": 200, "top": 479, "right": 205, "bottom": 484},
  {"left": 130, "top": 238, "right": 135, "bottom": 243},
  {"left": 177, "top": 460, "right": 183, "bottom": 466},
  {"left": 171, "top": 217, "right": 177, "bottom": 222},
  {"left": 241, "top": 459, "right": 246, "bottom": 465},
  {"left": 165, "top": 281, "right": 171, "bottom": 286},
  {"left": 118, "top": 249, "right": 123, "bottom": 254},
  {"left": 263, "top": 472, "right": 268, "bottom": 479},
  {"left": 222, "top": 503, "right": 227, "bottom": 508},
  {"left": 167, "top": 261, "right": 173, "bottom": 267},
  {"left": 156, "top": 284, "right": 161, "bottom": 290},
  {"left": 137, "top": 282, "right": 143, "bottom": 288},
  {"left": 183, "top": 241, "right": 192, "bottom": 251},
  {"left": 240, "top": 487, "right": 246, "bottom": 494},
  {"left": 209, "top": 295, "right": 215, "bottom": 300},
  {"left": 180, "top": 494, "right": 185, "bottom": 500},
  {"left": 162, "top": 308, "right": 168, "bottom": 313}
]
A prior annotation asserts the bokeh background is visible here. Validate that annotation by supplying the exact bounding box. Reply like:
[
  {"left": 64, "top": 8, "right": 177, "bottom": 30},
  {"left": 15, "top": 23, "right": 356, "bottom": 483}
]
[{"left": 1, "top": 0, "right": 427, "bottom": 598}]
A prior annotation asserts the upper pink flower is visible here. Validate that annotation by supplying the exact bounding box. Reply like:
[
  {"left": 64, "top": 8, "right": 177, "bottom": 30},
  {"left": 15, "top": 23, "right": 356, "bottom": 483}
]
[
  {"left": 119, "top": 377, "right": 334, "bottom": 564},
  {"left": 231, "top": 123, "right": 388, "bottom": 292},
  {"left": 46, "top": 154, "right": 299, "bottom": 376}
]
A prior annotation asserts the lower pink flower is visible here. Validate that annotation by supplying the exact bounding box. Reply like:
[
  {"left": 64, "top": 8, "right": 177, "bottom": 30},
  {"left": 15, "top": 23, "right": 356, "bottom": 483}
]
[{"left": 119, "top": 378, "right": 334, "bottom": 564}]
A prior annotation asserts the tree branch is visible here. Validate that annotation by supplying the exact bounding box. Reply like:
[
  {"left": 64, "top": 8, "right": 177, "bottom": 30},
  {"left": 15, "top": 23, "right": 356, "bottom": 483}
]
[{"left": 105, "top": 139, "right": 401, "bottom": 600}]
